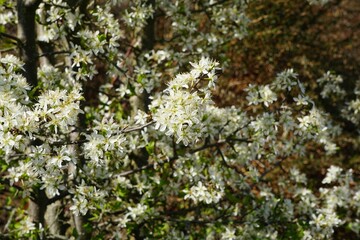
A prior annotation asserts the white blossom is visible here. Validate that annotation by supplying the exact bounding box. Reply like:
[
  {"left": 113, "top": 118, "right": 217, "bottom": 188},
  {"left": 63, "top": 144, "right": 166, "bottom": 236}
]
[{"left": 322, "top": 166, "right": 342, "bottom": 184}]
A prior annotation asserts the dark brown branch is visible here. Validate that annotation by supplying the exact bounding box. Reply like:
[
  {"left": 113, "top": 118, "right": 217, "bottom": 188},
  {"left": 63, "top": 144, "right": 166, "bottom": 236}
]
[
  {"left": 37, "top": 50, "right": 71, "bottom": 58},
  {"left": 118, "top": 162, "right": 157, "bottom": 177},
  {"left": 217, "top": 145, "right": 245, "bottom": 177},
  {"left": 121, "top": 121, "right": 156, "bottom": 133},
  {"left": 0, "top": 32, "right": 23, "bottom": 47},
  {"left": 249, "top": 157, "right": 287, "bottom": 189},
  {"left": 47, "top": 191, "right": 69, "bottom": 205},
  {"left": 119, "top": 137, "right": 251, "bottom": 177},
  {"left": 0, "top": 178, "right": 24, "bottom": 192}
]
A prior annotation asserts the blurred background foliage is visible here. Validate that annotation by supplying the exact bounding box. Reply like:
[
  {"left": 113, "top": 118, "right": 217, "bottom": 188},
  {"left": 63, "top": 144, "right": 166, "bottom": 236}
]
[
  {"left": 215, "top": 0, "right": 359, "bottom": 105},
  {"left": 210, "top": 0, "right": 360, "bottom": 180}
]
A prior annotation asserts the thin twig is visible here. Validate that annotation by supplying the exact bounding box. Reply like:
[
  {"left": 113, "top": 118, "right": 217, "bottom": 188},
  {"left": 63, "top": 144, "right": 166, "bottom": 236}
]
[
  {"left": 249, "top": 157, "right": 287, "bottom": 189},
  {"left": 0, "top": 32, "right": 23, "bottom": 47},
  {"left": 47, "top": 191, "right": 69, "bottom": 205},
  {"left": 217, "top": 145, "right": 245, "bottom": 177},
  {"left": 37, "top": 50, "right": 70, "bottom": 58},
  {"left": 3, "top": 209, "right": 15, "bottom": 232},
  {"left": 119, "top": 137, "right": 251, "bottom": 177},
  {"left": 121, "top": 121, "right": 155, "bottom": 133},
  {"left": 118, "top": 162, "right": 156, "bottom": 177}
]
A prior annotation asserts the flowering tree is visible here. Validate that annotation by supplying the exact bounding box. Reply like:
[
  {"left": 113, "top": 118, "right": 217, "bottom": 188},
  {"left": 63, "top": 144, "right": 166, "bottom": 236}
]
[{"left": 1, "top": 0, "right": 360, "bottom": 239}]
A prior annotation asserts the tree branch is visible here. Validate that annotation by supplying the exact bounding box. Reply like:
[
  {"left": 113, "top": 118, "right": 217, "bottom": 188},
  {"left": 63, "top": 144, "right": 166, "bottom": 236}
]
[
  {"left": 47, "top": 191, "right": 69, "bottom": 205},
  {"left": 121, "top": 121, "right": 155, "bottom": 133},
  {"left": 0, "top": 32, "right": 23, "bottom": 47},
  {"left": 119, "top": 136, "right": 251, "bottom": 177}
]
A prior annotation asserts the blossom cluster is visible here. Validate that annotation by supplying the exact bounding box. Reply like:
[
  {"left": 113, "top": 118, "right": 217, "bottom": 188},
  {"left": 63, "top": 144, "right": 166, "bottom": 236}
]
[{"left": 150, "top": 57, "right": 220, "bottom": 145}]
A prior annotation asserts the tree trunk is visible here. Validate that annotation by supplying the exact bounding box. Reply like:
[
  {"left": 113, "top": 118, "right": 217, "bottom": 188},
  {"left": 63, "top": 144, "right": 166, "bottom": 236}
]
[
  {"left": 17, "top": 0, "right": 47, "bottom": 235},
  {"left": 17, "top": 0, "right": 41, "bottom": 88},
  {"left": 29, "top": 188, "right": 48, "bottom": 230},
  {"left": 141, "top": 0, "right": 156, "bottom": 112}
]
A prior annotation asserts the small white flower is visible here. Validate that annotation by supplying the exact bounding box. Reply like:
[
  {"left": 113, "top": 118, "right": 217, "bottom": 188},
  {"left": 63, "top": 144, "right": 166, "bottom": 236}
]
[
  {"left": 19, "top": 216, "right": 36, "bottom": 235},
  {"left": 322, "top": 166, "right": 342, "bottom": 184},
  {"left": 126, "top": 203, "right": 147, "bottom": 220},
  {"left": 221, "top": 227, "right": 237, "bottom": 240},
  {"left": 259, "top": 85, "right": 277, "bottom": 107},
  {"left": 0, "top": 55, "right": 24, "bottom": 71},
  {"left": 293, "top": 95, "right": 311, "bottom": 106}
]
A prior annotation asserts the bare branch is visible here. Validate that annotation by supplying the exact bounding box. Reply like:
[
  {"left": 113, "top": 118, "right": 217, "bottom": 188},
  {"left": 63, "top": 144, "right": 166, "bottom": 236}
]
[
  {"left": 121, "top": 121, "right": 155, "bottom": 133},
  {"left": 0, "top": 32, "right": 23, "bottom": 47},
  {"left": 47, "top": 191, "right": 69, "bottom": 205}
]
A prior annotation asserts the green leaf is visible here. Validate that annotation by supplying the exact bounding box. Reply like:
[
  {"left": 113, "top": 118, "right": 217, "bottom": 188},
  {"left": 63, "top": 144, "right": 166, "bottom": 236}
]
[
  {"left": 137, "top": 74, "right": 145, "bottom": 84},
  {"left": 98, "top": 34, "right": 106, "bottom": 42},
  {"left": 146, "top": 141, "right": 155, "bottom": 155}
]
